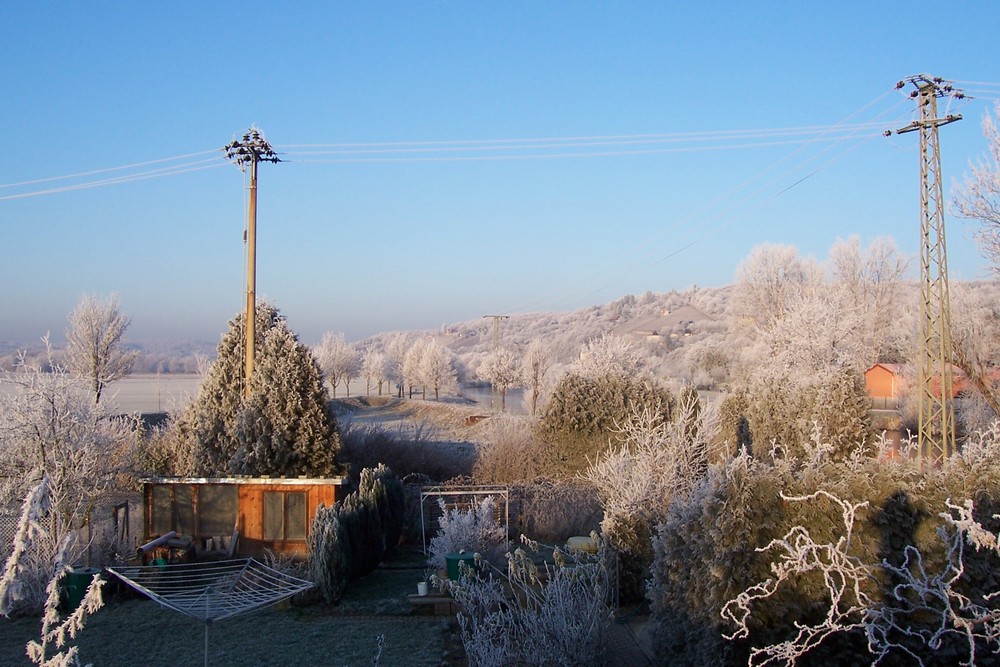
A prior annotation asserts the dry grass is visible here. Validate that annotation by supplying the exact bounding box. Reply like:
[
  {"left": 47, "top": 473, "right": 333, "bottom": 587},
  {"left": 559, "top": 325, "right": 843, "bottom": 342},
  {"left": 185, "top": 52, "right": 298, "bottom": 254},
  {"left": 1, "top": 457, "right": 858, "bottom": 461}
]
[{"left": 334, "top": 397, "right": 482, "bottom": 482}]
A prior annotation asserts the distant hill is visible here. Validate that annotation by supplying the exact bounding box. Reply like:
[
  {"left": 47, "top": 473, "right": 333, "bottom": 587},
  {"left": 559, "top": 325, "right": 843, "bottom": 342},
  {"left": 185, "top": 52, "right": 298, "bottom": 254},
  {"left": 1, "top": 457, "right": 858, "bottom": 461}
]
[{"left": 358, "top": 285, "right": 734, "bottom": 388}]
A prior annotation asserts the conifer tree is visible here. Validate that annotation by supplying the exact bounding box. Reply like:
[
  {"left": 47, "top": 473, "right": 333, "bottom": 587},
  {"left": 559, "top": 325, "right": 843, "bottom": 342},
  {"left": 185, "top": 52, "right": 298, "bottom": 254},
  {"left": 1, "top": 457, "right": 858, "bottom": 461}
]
[{"left": 175, "top": 303, "right": 340, "bottom": 477}]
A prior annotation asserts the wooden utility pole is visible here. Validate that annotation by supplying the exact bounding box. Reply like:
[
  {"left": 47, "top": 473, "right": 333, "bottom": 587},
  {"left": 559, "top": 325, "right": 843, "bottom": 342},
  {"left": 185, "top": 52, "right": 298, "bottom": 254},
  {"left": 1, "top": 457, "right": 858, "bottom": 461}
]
[
  {"left": 887, "top": 75, "right": 964, "bottom": 462},
  {"left": 223, "top": 127, "right": 280, "bottom": 398}
]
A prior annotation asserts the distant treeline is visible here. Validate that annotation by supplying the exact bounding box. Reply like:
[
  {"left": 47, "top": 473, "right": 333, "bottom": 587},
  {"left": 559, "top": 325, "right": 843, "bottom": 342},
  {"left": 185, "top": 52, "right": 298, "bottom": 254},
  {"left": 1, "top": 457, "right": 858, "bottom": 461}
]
[{"left": 0, "top": 340, "right": 217, "bottom": 374}]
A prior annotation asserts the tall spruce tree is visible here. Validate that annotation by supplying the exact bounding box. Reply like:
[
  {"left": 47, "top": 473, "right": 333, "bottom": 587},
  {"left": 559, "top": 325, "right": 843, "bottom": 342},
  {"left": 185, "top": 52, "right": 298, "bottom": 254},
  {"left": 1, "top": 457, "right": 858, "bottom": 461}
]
[{"left": 176, "top": 303, "right": 340, "bottom": 477}]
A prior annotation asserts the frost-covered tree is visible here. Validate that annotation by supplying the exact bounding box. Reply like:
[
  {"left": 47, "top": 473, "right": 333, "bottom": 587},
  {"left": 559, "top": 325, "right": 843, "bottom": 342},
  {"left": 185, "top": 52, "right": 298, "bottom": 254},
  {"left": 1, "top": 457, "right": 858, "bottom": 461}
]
[
  {"left": 401, "top": 337, "right": 457, "bottom": 400},
  {"left": 402, "top": 337, "right": 428, "bottom": 398},
  {"left": 522, "top": 338, "right": 554, "bottom": 416},
  {"left": 584, "top": 398, "right": 717, "bottom": 600},
  {"left": 384, "top": 333, "right": 411, "bottom": 397},
  {"left": 572, "top": 332, "right": 644, "bottom": 379},
  {"left": 172, "top": 303, "right": 340, "bottom": 477},
  {"left": 64, "top": 293, "right": 138, "bottom": 404},
  {"left": 419, "top": 338, "right": 457, "bottom": 401},
  {"left": 478, "top": 347, "right": 521, "bottom": 411},
  {"left": 361, "top": 344, "right": 387, "bottom": 396},
  {"left": 540, "top": 371, "right": 675, "bottom": 476},
  {"left": 731, "top": 243, "right": 821, "bottom": 333},
  {"left": 316, "top": 332, "right": 361, "bottom": 398},
  {"left": 952, "top": 282, "right": 1000, "bottom": 422},
  {"left": 0, "top": 343, "right": 138, "bottom": 612},
  {"left": 953, "top": 101, "right": 1000, "bottom": 271},
  {"left": 828, "top": 236, "right": 908, "bottom": 366}
]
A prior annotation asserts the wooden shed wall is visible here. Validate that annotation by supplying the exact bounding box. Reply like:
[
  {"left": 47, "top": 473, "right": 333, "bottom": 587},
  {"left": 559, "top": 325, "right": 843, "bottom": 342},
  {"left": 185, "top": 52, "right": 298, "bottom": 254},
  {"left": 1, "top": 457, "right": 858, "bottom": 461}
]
[
  {"left": 237, "top": 483, "right": 340, "bottom": 558},
  {"left": 144, "top": 480, "right": 344, "bottom": 560}
]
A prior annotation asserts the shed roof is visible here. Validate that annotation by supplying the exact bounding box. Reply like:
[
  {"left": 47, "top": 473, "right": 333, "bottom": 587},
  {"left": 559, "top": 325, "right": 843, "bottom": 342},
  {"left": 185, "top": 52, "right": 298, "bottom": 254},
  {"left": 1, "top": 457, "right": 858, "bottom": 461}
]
[{"left": 142, "top": 476, "right": 348, "bottom": 486}]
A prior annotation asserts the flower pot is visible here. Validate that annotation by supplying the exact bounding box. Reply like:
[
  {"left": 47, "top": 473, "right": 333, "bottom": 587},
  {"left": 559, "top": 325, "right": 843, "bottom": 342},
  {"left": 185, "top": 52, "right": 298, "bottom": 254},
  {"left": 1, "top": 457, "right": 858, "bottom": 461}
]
[{"left": 417, "top": 581, "right": 429, "bottom": 596}]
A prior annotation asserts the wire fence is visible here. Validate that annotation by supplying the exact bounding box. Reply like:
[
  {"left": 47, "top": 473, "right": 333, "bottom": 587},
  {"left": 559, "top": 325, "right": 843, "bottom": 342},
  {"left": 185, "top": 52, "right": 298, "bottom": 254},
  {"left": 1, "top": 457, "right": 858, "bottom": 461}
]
[{"left": 0, "top": 492, "right": 143, "bottom": 568}]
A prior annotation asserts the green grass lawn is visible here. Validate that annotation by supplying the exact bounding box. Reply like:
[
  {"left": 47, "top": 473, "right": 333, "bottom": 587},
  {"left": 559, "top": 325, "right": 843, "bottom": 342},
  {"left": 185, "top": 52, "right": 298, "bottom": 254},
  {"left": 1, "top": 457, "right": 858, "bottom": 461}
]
[{"left": 0, "top": 549, "right": 458, "bottom": 667}]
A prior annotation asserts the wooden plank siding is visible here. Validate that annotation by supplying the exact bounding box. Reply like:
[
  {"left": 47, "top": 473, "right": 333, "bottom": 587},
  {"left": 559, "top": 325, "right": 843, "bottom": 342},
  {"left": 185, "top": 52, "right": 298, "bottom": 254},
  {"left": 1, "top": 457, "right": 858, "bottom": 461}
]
[{"left": 142, "top": 477, "right": 347, "bottom": 560}]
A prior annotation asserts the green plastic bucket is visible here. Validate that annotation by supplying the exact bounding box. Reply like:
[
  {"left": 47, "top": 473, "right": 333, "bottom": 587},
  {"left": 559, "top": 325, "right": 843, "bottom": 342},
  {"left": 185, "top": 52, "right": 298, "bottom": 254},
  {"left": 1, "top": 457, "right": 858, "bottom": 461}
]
[
  {"left": 63, "top": 568, "right": 101, "bottom": 611},
  {"left": 445, "top": 551, "right": 477, "bottom": 580}
]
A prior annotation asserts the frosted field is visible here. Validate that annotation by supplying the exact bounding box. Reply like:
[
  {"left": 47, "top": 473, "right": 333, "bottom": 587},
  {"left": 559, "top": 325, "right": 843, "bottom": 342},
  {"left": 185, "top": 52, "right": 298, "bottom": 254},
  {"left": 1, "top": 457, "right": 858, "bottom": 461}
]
[
  {"left": 0, "top": 373, "right": 515, "bottom": 415},
  {"left": 0, "top": 373, "right": 203, "bottom": 415},
  {"left": 102, "top": 374, "right": 203, "bottom": 413}
]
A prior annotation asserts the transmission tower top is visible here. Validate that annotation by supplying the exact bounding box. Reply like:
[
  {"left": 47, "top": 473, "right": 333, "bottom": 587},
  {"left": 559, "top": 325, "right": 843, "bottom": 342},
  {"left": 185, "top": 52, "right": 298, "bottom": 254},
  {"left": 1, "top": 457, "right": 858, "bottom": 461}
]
[
  {"left": 885, "top": 76, "right": 965, "bottom": 136},
  {"left": 894, "top": 74, "right": 966, "bottom": 99}
]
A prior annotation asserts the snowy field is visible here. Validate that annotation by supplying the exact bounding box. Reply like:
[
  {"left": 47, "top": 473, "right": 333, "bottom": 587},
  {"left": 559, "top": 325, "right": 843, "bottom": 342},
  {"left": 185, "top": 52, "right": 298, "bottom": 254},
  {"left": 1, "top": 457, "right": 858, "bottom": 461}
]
[
  {"left": 0, "top": 373, "right": 203, "bottom": 415},
  {"left": 0, "top": 374, "right": 514, "bottom": 416}
]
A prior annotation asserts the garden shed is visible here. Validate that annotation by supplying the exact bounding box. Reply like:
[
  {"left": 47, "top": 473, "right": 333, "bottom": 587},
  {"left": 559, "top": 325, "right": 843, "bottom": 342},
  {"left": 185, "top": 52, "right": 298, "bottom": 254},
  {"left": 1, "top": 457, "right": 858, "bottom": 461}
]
[{"left": 142, "top": 476, "right": 348, "bottom": 559}]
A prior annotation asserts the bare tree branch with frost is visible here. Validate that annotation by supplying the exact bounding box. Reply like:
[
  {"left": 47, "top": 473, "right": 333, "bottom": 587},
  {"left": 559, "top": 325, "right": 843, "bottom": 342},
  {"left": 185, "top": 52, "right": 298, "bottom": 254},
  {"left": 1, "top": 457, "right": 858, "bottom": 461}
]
[
  {"left": 722, "top": 490, "right": 875, "bottom": 667},
  {"left": 722, "top": 488, "right": 1000, "bottom": 666},
  {"left": 953, "top": 101, "right": 1000, "bottom": 271},
  {"left": 1, "top": 478, "right": 106, "bottom": 667},
  {"left": 871, "top": 498, "right": 1000, "bottom": 667},
  {"left": 65, "top": 293, "right": 137, "bottom": 404}
]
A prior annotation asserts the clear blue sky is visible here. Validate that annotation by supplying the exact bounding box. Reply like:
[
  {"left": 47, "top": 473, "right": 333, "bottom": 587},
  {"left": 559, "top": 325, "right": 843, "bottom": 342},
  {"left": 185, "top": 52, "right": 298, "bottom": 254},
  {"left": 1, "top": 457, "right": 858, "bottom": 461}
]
[{"left": 2, "top": 2, "right": 999, "bottom": 345}]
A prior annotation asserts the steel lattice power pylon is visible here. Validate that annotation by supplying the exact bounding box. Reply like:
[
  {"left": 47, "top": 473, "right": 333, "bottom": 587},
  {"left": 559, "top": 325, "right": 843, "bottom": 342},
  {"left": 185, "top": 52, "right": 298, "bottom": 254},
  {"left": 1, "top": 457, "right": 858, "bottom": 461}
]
[{"left": 890, "top": 75, "right": 964, "bottom": 462}]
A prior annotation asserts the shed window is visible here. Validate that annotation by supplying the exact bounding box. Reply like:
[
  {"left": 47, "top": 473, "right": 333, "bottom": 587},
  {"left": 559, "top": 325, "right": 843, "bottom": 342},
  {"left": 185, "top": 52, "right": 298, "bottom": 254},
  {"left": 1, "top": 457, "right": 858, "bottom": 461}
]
[
  {"left": 198, "top": 485, "right": 238, "bottom": 535},
  {"left": 149, "top": 484, "right": 235, "bottom": 537},
  {"left": 263, "top": 491, "right": 308, "bottom": 541}
]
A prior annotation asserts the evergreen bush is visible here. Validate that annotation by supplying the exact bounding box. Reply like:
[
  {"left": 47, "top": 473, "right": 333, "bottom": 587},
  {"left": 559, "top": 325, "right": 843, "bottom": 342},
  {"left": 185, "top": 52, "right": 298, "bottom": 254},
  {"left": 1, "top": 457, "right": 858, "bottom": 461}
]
[
  {"left": 648, "top": 429, "right": 1000, "bottom": 666},
  {"left": 538, "top": 372, "right": 674, "bottom": 475},
  {"left": 308, "top": 465, "right": 407, "bottom": 603}
]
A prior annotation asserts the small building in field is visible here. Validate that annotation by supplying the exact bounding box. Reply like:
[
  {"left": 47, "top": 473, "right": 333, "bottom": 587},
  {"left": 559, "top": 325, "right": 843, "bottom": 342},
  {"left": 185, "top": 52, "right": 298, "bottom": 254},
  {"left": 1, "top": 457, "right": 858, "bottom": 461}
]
[
  {"left": 864, "top": 363, "right": 906, "bottom": 406},
  {"left": 142, "top": 476, "right": 348, "bottom": 560},
  {"left": 864, "top": 362, "right": 969, "bottom": 408}
]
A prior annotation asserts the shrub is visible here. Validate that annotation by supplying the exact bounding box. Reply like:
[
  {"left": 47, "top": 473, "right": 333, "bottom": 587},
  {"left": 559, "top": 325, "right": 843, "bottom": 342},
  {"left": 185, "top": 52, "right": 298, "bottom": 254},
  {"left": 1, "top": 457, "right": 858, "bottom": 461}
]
[
  {"left": 445, "top": 536, "right": 613, "bottom": 667},
  {"left": 359, "top": 464, "right": 406, "bottom": 557},
  {"left": 472, "top": 415, "right": 545, "bottom": 484},
  {"left": 427, "top": 496, "right": 506, "bottom": 571},
  {"left": 338, "top": 421, "right": 473, "bottom": 482},
  {"left": 509, "top": 478, "right": 603, "bottom": 544},
  {"left": 584, "top": 399, "right": 716, "bottom": 603},
  {"left": 538, "top": 372, "right": 675, "bottom": 476},
  {"left": 308, "top": 504, "right": 349, "bottom": 604},
  {"left": 308, "top": 465, "right": 406, "bottom": 603},
  {"left": 648, "top": 426, "right": 1000, "bottom": 666}
]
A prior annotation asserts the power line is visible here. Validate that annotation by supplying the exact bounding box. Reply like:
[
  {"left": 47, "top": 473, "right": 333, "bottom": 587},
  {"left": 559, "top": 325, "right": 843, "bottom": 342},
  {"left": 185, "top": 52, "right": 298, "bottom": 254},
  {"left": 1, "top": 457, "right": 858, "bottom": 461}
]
[
  {"left": 0, "top": 149, "right": 220, "bottom": 190},
  {"left": 0, "top": 159, "right": 227, "bottom": 202},
  {"left": 277, "top": 122, "right": 894, "bottom": 151},
  {"left": 500, "top": 90, "right": 913, "bottom": 314}
]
